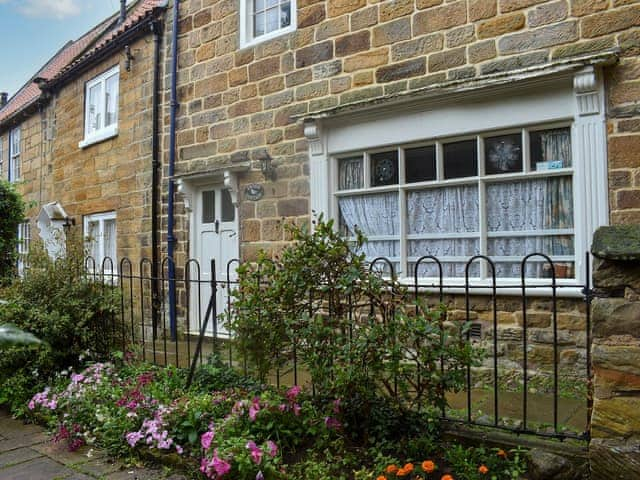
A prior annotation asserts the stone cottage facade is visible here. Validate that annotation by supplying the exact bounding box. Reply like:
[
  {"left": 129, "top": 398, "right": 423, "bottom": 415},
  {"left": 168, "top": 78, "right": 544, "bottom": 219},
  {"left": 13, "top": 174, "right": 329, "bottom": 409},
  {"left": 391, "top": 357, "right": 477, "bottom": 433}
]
[
  {"left": 0, "top": 0, "right": 166, "bottom": 270},
  {"left": 161, "top": 1, "right": 640, "bottom": 474}
]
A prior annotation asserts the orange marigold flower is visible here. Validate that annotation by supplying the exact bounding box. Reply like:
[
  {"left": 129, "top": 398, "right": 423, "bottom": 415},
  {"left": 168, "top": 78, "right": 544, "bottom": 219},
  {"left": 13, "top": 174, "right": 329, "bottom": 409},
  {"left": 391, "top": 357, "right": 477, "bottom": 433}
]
[
  {"left": 386, "top": 465, "right": 399, "bottom": 474},
  {"left": 497, "top": 449, "right": 508, "bottom": 458},
  {"left": 376, "top": 476, "right": 386, "bottom": 480},
  {"left": 441, "top": 475, "right": 454, "bottom": 480},
  {"left": 478, "top": 465, "right": 489, "bottom": 474},
  {"left": 403, "top": 463, "right": 414, "bottom": 473},
  {"left": 396, "top": 469, "right": 408, "bottom": 477},
  {"left": 422, "top": 460, "right": 436, "bottom": 473}
]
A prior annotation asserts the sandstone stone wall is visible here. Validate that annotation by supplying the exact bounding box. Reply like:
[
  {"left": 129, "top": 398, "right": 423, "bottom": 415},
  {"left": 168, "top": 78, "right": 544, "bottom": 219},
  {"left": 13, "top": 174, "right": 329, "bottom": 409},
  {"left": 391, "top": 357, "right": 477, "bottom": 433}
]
[
  {"left": 164, "top": 0, "right": 640, "bottom": 266},
  {"left": 47, "top": 36, "right": 157, "bottom": 261},
  {"left": 590, "top": 225, "right": 640, "bottom": 478}
]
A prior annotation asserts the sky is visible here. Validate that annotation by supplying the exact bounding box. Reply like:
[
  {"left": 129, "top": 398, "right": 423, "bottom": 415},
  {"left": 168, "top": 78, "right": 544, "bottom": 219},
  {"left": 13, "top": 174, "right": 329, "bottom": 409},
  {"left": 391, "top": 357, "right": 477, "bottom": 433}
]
[{"left": 0, "top": 0, "right": 125, "bottom": 99}]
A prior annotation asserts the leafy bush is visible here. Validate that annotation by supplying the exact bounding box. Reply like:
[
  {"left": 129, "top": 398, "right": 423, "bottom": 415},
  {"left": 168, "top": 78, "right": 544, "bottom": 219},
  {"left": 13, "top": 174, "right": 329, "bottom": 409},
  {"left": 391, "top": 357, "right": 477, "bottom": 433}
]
[
  {"left": 229, "top": 216, "right": 482, "bottom": 445},
  {"left": 0, "top": 179, "right": 25, "bottom": 280},
  {"left": 0, "top": 236, "right": 119, "bottom": 414}
]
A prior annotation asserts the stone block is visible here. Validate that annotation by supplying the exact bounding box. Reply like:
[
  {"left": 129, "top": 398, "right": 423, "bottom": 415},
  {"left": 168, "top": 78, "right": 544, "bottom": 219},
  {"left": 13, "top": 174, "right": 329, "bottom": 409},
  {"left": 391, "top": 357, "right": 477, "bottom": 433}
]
[
  {"left": 416, "top": 0, "right": 442, "bottom": 9},
  {"left": 498, "top": 21, "right": 578, "bottom": 54},
  {"left": 499, "top": 0, "right": 545, "bottom": 13},
  {"left": 335, "top": 31, "right": 370, "bottom": 57},
  {"left": 528, "top": 0, "right": 567, "bottom": 28},
  {"left": 446, "top": 25, "right": 475, "bottom": 48},
  {"left": 376, "top": 58, "right": 426, "bottom": 83},
  {"left": 593, "top": 366, "right": 640, "bottom": 400},
  {"left": 480, "top": 51, "right": 548, "bottom": 75},
  {"left": 351, "top": 6, "right": 378, "bottom": 30},
  {"left": 468, "top": 40, "right": 497, "bottom": 63},
  {"left": 344, "top": 48, "right": 389, "bottom": 72},
  {"left": 413, "top": 1, "right": 466, "bottom": 35},
  {"left": 593, "top": 343, "right": 640, "bottom": 378},
  {"left": 312, "top": 60, "right": 342, "bottom": 79},
  {"left": 373, "top": 18, "right": 411, "bottom": 47},
  {"left": 551, "top": 37, "right": 616, "bottom": 60},
  {"left": 248, "top": 57, "right": 280, "bottom": 82},
  {"left": 380, "top": 0, "right": 414, "bottom": 23},
  {"left": 592, "top": 225, "right": 640, "bottom": 262},
  {"left": 589, "top": 438, "right": 640, "bottom": 479},
  {"left": 428, "top": 47, "right": 466, "bottom": 72},
  {"left": 581, "top": 5, "right": 640, "bottom": 38},
  {"left": 469, "top": 0, "right": 496, "bottom": 22},
  {"left": 608, "top": 135, "right": 640, "bottom": 169},
  {"left": 328, "top": 0, "right": 366, "bottom": 17},
  {"left": 391, "top": 34, "right": 443, "bottom": 62},
  {"left": 478, "top": 13, "right": 525, "bottom": 39},
  {"left": 316, "top": 16, "right": 349, "bottom": 41},
  {"left": 296, "top": 41, "right": 333, "bottom": 68},
  {"left": 514, "top": 311, "right": 551, "bottom": 328},
  {"left": 298, "top": 4, "right": 325, "bottom": 28},
  {"left": 592, "top": 396, "right": 640, "bottom": 438},
  {"left": 340, "top": 86, "right": 384, "bottom": 104},
  {"left": 278, "top": 198, "right": 309, "bottom": 217}
]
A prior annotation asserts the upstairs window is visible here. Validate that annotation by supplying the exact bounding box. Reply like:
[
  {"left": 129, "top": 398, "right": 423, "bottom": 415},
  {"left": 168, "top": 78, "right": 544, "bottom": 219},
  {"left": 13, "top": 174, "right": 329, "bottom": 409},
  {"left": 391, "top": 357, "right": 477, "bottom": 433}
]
[
  {"left": 84, "top": 212, "right": 117, "bottom": 274},
  {"left": 335, "top": 125, "right": 575, "bottom": 280},
  {"left": 240, "top": 0, "right": 296, "bottom": 47},
  {"left": 9, "top": 127, "right": 20, "bottom": 182},
  {"left": 80, "top": 66, "right": 119, "bottom": 148}
]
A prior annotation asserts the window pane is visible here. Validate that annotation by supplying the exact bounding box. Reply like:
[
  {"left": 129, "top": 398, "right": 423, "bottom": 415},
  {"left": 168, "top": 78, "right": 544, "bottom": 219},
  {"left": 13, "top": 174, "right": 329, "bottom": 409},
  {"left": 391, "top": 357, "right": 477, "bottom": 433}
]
[
  {"left": 338, "top": 192, "right": 400, "bottom": 269},
  {"left": 405, "top": 145, "right": 436, "bottom": 183},
  {"left": 407, "top": 185, "right": 479, "bottom": 234},
  {"left": 409, "top": 260, "right": 480, "bottom": 278},
  {"left": 370, "top": 150, "right": 398, "bottom": 186},
  {"left": 202, "top": 190, "right": 216, "bottom": 224},
  {"left": 87, "top": 221, "right": 100, "bottom": 261},
  {"left": 87, "top": 83, "right": 102, "bottom": 134},
  {"left": 486, "top": 177, "right": 573, "bottom": 232},
  {"left": 254, "top": 0, "right": 264, "bottom": 11},
  {"left": 105, "top": 74, "right": 119, "bottom": 127},
  {"left": 531, "top": 127, "right": 572, "bottom": 170},
  {"left": 254, "top": 11, "right": 265, "bottom": 36},
  {"left": 221, "top": 189, "right": 235, "bottom": 222},
  {"left": 407, "top": 185, "right": 480, "bottom": 277},
  {"left": 266, "top": 0, "right": 278, "bottom": 8},
  {"left": 443, "top": 139, "right": 478, "bottom": 178},
  {"left": 266, "top": 7, "right": 279, "bottom": 33},
  {"left": 485, "top": 133, "right": 522, "bottom": 174},
  {"left": 104, "top": 219, "right": 116, "bottom": 261},
  {"left": 281, "top": 2, "right": 291, "bottom": 27},
  {"left": 338, "top": 157, "right": 363, "bottom": 190}
]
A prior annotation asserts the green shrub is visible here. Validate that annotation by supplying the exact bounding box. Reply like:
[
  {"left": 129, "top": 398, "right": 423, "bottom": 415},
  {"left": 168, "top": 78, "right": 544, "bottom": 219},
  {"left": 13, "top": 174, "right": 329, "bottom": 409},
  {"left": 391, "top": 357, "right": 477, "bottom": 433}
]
[
  {"left": 229, "top": 216, "right": 482, "bottom": 446},
  {"left": 0, "top": 179, "right": 25, "bottom": 280},
  {"left": 0, "top": 236, "right": 120, "bottom": 414}
]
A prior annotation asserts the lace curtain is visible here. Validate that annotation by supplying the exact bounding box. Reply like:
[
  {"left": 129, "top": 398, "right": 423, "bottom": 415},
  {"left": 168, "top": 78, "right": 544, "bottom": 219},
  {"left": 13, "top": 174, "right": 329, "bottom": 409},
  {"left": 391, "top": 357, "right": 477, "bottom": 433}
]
[
  {"left": 338, "top": 193, "right": 399, "bottom": 270},
  {"left": 407, "top": 185, "right": 480, "bottom": 277},
  {"left": 487, "top": 176, "right": 573, "bottom": 277}
]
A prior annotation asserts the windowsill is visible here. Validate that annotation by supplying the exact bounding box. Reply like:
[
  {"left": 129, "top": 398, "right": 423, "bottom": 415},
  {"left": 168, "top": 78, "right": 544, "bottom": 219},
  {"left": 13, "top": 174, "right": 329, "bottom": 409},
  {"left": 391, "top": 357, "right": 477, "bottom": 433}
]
[
  {"left": 79, "top": 125, "right": 118, "bottom": 149},
  {"left": 396, "top": 277, "right": 585, "bottom": 298},
  {"left": 240, "top": 24, "right": 296, "bottom": 50}
]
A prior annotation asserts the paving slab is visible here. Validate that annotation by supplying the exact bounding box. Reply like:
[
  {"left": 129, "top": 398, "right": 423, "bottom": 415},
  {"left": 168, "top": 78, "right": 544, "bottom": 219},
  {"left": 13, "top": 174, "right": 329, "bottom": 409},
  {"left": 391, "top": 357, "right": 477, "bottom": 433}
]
[
  {"left": 0, "top": 447, "right": 43, "bottom": 468},
  {"left": 0, "top": 456, "right": 76, "bottom": 480}
]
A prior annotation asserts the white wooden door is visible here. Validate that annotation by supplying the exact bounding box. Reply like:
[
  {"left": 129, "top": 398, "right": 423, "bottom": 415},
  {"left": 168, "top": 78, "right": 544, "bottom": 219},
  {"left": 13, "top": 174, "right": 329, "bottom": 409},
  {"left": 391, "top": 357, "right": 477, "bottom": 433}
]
[{"left": 191, "top": 186, "right": 238, "bottom": 337}]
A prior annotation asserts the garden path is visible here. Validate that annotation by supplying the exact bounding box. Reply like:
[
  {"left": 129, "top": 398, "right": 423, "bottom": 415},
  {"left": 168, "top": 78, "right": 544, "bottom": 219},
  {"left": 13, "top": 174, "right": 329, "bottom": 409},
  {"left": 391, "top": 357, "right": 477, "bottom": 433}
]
[{"left": 0, "top": 410, "right": 186, "bottom": 480}]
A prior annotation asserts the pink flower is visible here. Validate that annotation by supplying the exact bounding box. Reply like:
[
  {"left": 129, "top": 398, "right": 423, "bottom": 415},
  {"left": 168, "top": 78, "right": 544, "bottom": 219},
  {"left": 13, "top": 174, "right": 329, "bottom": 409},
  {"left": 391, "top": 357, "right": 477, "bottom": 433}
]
[
  {"left": 201, "top": 430, "right": 215, "bottom": 450},
  {"left": 293, "top": 403, "right": 301, "bottom": 416},
  {"left": 256, "top": 471, "right": 265, "bottom": 480},
  {"left": 212, "top": 450, "right": 231, "bottom": 476},
  {"left": 266, "top": 440, "right": 278, "bottom": 458},
  {"left": 278, "top": 404, "right": 287, "bottom": 412},
  {"left": 176, "top": 445, "right": 184, "bottom": 455},
  {"left": 324, "top": 416, "right": 341, "bottom": 430},
  {"left": 126, "top": 431, "right": 144, "bottom": 447},
  {"left": 286, "top": 385, "right": 301, "bottom": 402},
  {"left": 249, "top": 398, "right": 261, "bottom": 421},
  {"left": 246, "top": 441, "right": 263, "bottom": 465}
]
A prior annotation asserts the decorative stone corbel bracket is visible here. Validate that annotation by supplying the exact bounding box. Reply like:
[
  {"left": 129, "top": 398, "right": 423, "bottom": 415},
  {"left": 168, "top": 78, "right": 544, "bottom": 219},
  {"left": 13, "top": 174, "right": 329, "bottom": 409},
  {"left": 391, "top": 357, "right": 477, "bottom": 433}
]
[
  {"left": 304, "top": 119, "right": 323, "bottom": 156},
  {"left": 574, "top": 66, "right": 600, "bottom": 116},
  {"left": 224, "top": 170, "right": 239, "bottom": 206}
]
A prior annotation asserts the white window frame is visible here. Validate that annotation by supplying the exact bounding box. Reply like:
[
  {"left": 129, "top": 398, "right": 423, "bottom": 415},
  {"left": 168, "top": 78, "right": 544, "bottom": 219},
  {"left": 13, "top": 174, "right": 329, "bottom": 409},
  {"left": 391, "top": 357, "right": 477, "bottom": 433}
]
[
  {"left": 84, "top": 211, "right": 117, "bottom": 274},
  {"left": 9, "top": 127, "right": 20, "bottom": 182},
  {"left": 333, "top": 123, "right": 576, "bottom": 280},
  {"left": 305, "top": 66, "right": 609, "bottom": 294},
  {"left": 17, "top": 221, "right": 30, "bottom": 276},
  {"left": 79, "top": 66, "right": 119, "bottom": 149},
  {"left": 239, "top": 0, "right": 297, "bottom": 48}
]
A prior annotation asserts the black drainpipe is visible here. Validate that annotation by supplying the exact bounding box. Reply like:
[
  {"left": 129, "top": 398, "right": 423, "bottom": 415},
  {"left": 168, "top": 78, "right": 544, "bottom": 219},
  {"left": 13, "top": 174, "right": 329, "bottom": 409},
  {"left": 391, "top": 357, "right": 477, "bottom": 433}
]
[
  {"left": 118, "top": 0, "right": 127, "bottom": 25},
  {"left": 150, "top": 18, "right": 162, "bottom": 335}
]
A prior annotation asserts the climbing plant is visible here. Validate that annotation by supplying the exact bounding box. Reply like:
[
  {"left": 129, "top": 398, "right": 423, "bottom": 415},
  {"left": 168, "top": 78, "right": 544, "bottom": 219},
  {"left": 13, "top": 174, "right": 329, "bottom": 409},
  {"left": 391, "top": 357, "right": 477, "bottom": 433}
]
[{"left": 0, "top": 179, "right": 25, "bottom": 279}]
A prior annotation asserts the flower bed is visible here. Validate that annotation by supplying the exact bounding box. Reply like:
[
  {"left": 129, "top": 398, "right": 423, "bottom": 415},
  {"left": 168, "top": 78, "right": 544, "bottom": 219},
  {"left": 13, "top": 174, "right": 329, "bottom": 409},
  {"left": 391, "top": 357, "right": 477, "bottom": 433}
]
[{"left": 26, "top": 356, "right": 527, "bottom": 480}]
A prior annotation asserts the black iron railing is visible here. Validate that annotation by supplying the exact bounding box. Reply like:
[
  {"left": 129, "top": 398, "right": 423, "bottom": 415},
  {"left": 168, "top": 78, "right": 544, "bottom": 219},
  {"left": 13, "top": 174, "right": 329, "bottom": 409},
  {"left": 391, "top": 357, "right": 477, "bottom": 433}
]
[{"left": 83, "top": 252, "right": 593, "bottom": 442}]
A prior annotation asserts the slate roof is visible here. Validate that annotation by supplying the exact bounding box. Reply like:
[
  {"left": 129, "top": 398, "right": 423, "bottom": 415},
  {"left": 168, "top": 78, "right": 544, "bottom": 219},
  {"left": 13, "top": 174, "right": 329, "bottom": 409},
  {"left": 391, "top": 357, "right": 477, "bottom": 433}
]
[{"left": 0, "top": 0, "right": 166, "bottom": 126}]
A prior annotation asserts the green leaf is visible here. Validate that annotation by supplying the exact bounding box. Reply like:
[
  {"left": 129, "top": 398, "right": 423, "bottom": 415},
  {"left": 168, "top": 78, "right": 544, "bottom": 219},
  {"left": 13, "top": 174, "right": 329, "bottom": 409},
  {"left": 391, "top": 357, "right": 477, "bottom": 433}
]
[{"left": 0, "top": 324, "right": 43, "bottom": 348}]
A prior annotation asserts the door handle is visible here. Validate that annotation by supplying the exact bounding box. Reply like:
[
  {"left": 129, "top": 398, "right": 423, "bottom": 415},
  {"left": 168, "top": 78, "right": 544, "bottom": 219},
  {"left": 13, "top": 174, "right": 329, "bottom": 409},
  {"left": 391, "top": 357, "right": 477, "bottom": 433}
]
[{"left": 215, "top": 220, "right": 219, "bottom": 234}]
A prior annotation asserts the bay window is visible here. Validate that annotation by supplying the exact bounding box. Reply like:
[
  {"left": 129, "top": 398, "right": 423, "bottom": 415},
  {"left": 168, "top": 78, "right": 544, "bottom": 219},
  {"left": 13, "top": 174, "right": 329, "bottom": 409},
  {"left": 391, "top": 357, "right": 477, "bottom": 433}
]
[{"left": 335, "top": 125, "right": 575, "bottom": 280}]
